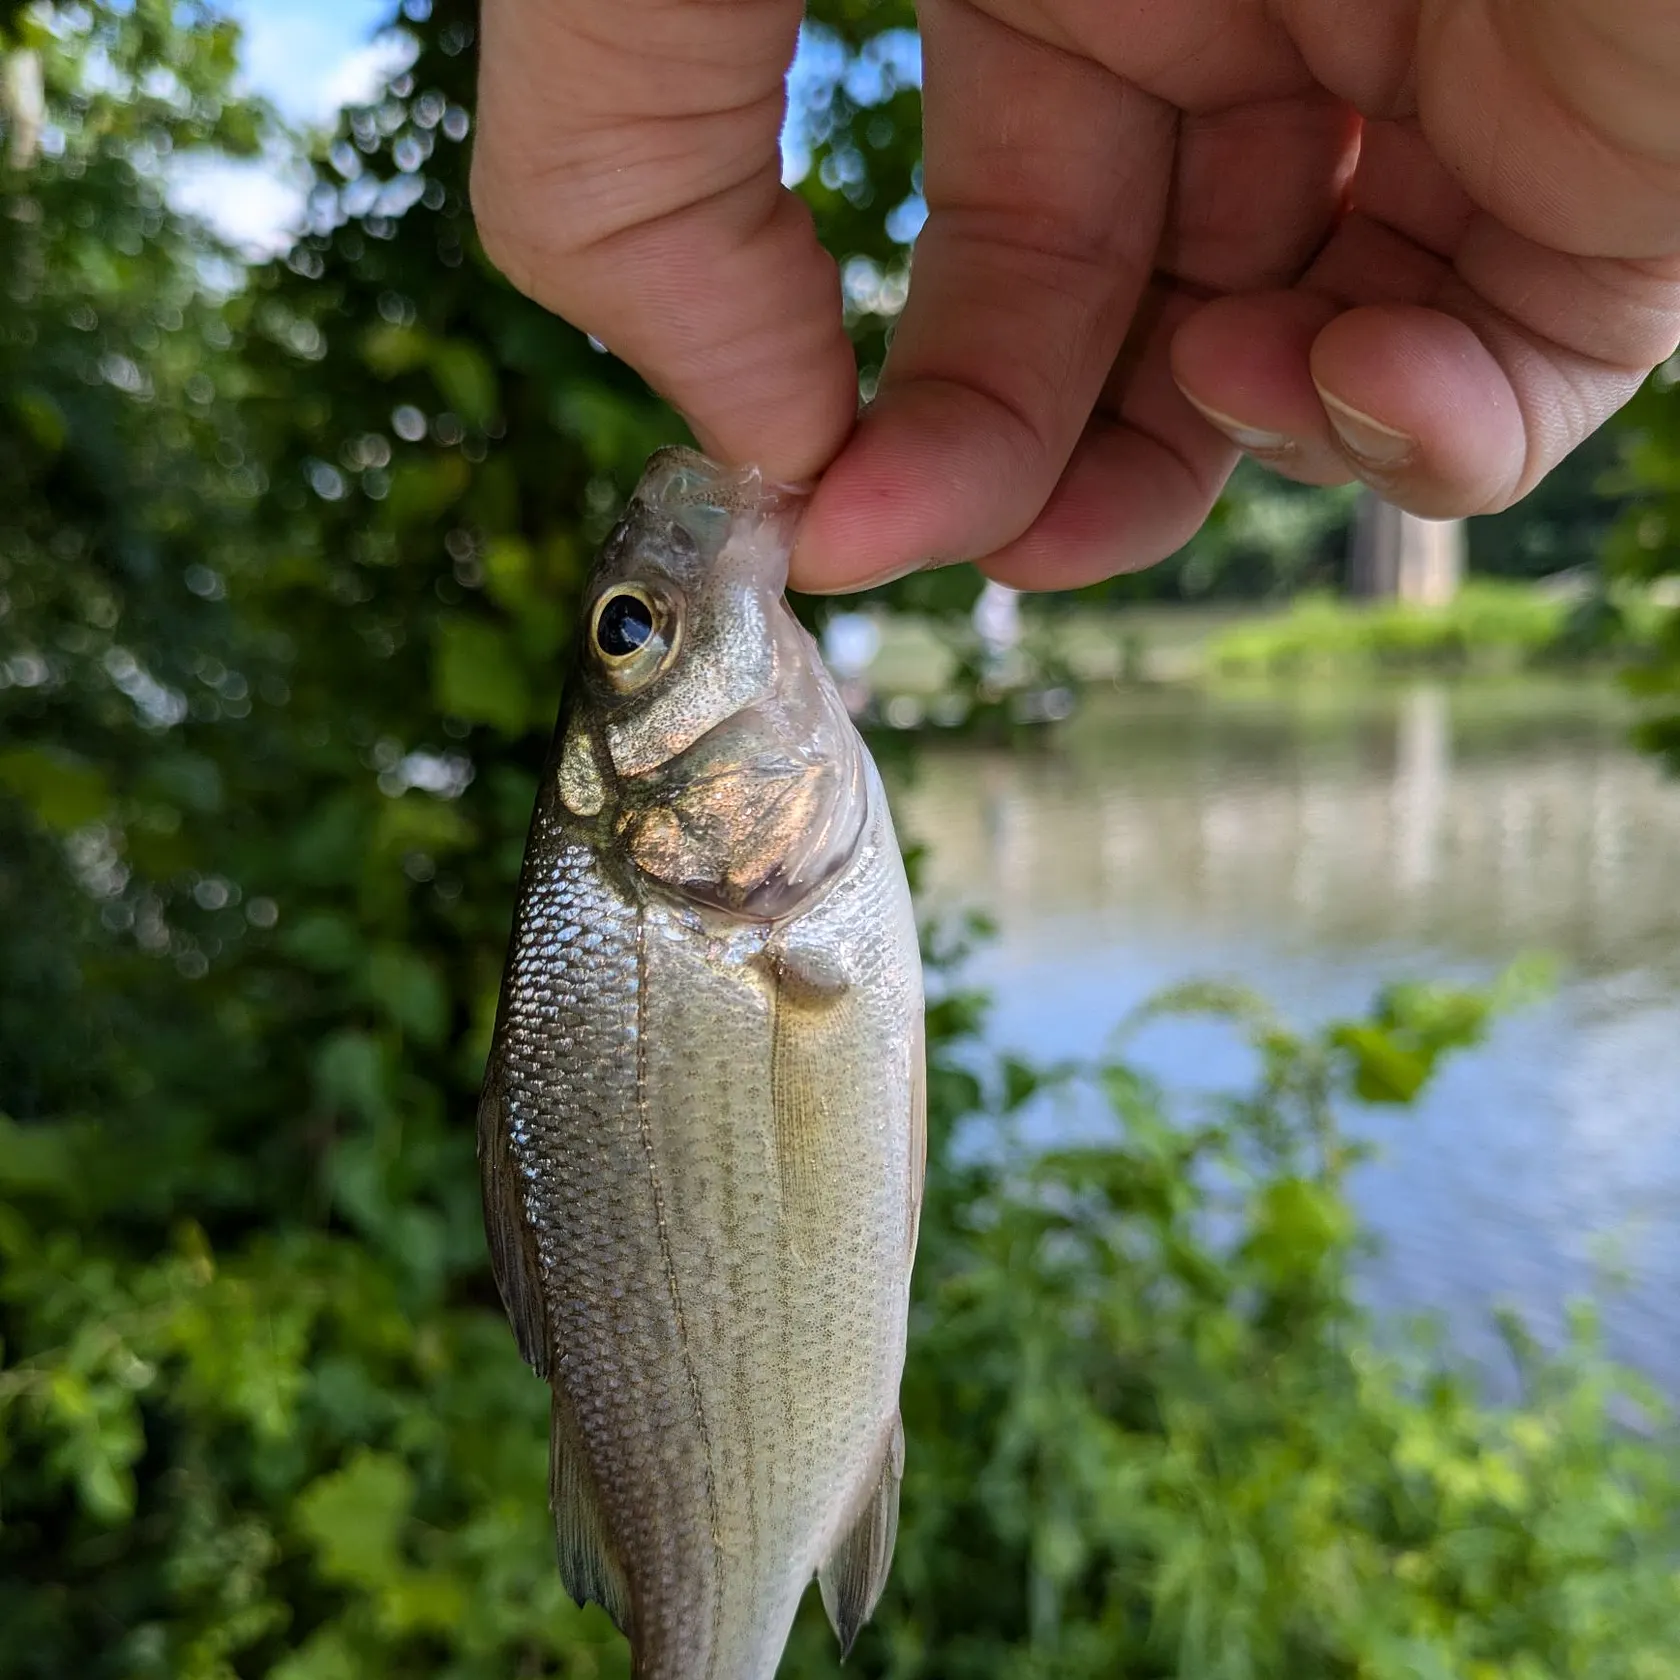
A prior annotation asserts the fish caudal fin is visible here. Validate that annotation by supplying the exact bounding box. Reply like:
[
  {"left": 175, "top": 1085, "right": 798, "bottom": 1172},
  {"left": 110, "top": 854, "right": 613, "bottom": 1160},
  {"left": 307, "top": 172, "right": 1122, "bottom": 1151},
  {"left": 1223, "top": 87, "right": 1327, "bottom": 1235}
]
[
  {"left": 819, "top": 1414, "right": 905, "bottom": 1659},
  {"left": 549, "top": 1393, "right": 633, "bottom": 1639}
]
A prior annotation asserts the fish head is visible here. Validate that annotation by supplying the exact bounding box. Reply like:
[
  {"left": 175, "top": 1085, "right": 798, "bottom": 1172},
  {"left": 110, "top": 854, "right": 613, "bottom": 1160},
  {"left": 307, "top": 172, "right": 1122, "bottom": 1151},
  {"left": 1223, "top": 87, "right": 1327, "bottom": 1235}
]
[{"left": 562, "top": 447, "right": 869, "bottom": 922}]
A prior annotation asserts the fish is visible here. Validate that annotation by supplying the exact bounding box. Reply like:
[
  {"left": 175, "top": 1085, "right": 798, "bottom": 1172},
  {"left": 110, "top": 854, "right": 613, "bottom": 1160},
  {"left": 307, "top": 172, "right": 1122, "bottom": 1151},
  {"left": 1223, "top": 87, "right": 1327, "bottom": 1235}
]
[{"left": 477, "top": 446, "right": 926, "bottom": 1680}]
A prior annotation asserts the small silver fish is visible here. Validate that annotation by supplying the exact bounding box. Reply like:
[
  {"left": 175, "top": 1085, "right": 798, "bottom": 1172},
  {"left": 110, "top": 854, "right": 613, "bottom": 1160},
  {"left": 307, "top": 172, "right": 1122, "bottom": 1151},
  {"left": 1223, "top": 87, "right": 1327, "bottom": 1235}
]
[{"left": 478, "top": 447, "right": 926, "bottom": 1679}]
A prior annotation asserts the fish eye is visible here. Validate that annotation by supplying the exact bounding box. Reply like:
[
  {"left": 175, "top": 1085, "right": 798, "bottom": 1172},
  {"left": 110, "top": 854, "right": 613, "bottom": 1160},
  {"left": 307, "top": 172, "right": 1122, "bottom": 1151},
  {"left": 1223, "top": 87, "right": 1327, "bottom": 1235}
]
[
  {"left": 595, "top": 590, "right": 655, "bottom": 659},
  {"left": 587, "top": 584, "right": 677, "bottom": 692}
]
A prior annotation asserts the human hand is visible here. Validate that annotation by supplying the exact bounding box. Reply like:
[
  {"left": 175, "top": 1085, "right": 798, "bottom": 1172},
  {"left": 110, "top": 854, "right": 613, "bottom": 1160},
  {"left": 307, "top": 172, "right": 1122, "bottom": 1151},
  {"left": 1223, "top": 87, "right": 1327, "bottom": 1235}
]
[{"left": 472, "top": 0, "right": 1680, "bottom": 592}]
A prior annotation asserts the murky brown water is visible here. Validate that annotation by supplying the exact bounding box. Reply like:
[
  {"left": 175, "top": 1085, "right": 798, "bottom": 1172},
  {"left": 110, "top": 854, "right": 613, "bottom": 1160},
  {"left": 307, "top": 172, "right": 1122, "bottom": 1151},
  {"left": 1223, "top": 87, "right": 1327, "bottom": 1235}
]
[{"left": 898, "top": 679, "right": 1680, "bottom": 1393}]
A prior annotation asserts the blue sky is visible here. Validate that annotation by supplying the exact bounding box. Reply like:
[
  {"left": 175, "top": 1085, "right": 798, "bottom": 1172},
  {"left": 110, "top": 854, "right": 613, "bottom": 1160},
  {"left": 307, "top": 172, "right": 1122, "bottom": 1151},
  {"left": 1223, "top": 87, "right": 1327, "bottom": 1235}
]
[{"left": 222, "top": 0, "right": 405, "bottom": 126}]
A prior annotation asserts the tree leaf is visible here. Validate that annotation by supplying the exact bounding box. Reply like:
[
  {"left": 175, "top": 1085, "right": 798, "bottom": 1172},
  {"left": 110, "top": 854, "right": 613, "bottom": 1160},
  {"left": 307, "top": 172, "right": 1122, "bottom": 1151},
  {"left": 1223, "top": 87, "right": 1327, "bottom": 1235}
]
[
  {"left": 0, "top": 746, "right": 108, "bottom": 831},
  {"left": 432, "top": 617, "right": 531, "bottom": 735},
  {"left": 294, "top": 1450, "right": 412, "bottom": 1589}
]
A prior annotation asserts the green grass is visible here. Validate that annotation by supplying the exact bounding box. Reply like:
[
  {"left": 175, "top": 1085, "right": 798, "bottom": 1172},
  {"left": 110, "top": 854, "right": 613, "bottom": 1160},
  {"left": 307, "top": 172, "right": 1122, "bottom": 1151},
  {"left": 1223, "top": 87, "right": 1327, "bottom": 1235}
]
[{"left": 1203, "top": 583, "right": 1633, "bottom": 678}]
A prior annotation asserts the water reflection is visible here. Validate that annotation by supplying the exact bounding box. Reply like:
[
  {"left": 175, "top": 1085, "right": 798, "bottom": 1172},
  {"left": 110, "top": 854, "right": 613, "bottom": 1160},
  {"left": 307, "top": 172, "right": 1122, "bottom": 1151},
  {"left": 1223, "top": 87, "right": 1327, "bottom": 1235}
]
[
  {"left": 909, "top": 682, "right": 1680, "bottom": 971},
  {"left": 900, "top": 680, "right": 1680, "bottom": 1393}
]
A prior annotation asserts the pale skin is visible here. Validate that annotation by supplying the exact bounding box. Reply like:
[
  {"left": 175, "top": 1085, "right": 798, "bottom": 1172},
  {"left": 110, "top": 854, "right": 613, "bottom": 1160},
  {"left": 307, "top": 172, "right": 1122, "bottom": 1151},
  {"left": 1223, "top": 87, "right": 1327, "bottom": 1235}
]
[{"left": 470, "top": 0, "right": 1680, "bottom": 594}]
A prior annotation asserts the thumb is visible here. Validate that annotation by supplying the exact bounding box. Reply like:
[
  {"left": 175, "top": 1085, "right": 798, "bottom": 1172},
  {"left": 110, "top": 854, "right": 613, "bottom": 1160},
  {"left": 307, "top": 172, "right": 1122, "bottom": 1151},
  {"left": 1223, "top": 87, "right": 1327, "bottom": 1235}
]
[{"left": 471, "top": 0, "right": 858, "bottom": 483}]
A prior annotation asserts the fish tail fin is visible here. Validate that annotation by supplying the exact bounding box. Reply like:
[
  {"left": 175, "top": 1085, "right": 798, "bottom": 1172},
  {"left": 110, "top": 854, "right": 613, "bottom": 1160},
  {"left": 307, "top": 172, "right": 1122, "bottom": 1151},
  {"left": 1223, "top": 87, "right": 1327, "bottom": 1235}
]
[
  {"left": 819, "top": 1413, "right": 904, "bottom": 1660},
  {"left": 549, "top": 1391, "right": 633, "bottom": 1640}
]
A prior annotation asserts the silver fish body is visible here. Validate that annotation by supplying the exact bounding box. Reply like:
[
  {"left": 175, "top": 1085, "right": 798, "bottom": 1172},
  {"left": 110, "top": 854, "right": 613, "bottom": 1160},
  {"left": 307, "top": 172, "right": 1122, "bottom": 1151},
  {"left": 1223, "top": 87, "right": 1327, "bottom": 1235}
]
[{"left": 478, "top": 449, "right": 925, "bottom": 1680}]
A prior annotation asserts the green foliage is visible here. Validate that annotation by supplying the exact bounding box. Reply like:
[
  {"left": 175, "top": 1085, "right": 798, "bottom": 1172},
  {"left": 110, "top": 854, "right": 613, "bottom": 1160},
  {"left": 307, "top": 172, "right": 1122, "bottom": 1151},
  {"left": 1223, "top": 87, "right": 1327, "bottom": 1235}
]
[
  {"left": 1068, "top": 465, "right": 1361, "bottom": 608},
  {"left": 1468, "top": 425, "right": 1632, "bottom": 582},
  {"left": 3, "top": 3, "right": 1680, "bottom": 1677},
  {"left": 1326, "top": 960, "right": 1556, "bottom": 1106},
  {"left": 1602, "top": 366, "right": 1680, "bottom": 772},
  {"left": 1205, "top": 581, "right": 1662, "bottom": 680}
]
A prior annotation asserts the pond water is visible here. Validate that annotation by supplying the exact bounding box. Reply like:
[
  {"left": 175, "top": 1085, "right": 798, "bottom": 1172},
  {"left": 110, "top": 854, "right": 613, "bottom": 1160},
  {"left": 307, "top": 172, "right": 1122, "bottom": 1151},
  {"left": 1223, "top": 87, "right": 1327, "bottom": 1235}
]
[{"left": 898, "top": 679, "right": 1680, "bottom": 1397}]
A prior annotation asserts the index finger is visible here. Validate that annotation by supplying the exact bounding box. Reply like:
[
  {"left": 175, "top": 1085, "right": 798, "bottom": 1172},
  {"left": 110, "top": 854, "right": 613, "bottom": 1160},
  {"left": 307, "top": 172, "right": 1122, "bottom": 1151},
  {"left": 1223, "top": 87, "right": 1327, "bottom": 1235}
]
[
  {"left": 791, "top": 0, "right": 1176, "bottom": 592},
  {"left": 471, "top": 0, "right": 857, "bottom": 484}
]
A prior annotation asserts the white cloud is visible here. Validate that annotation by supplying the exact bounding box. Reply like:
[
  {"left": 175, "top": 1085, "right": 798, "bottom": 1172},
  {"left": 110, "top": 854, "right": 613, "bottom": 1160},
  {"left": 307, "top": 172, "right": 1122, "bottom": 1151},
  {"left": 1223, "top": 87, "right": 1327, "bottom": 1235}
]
[
  {"left": 168, "top": 149, "right": 311, "bottom": 258},
  {"left": 313, "top": 32, "right": 420, "bottom": 125},
  {"left": 176, "top": 3, "right": 418, "bottom": 255}
]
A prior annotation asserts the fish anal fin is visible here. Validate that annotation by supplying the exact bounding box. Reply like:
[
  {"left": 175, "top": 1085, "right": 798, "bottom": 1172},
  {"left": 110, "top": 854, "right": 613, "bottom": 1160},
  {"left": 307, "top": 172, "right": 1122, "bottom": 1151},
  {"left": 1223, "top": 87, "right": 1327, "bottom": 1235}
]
[
  {"left": 819, "top": 1414, "right": 904, "bottom": 1660},
  {"left": 476, "top": 1060, "right": 551, "bottom": 1380},
  {"left": 549, "top": 1393, "right": 633, "bottom": 1639}
]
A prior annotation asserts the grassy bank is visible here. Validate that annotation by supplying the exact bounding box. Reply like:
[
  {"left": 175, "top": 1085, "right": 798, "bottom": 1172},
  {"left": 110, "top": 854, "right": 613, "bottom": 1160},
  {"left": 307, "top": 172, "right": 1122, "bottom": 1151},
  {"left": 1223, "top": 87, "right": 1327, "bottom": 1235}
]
[
  {"left": 1201, "top": 581, "right": 1668, "bottom": 678},
  {"left": 13, "top": 884, "right": 1680, "bottom": 1678},
  {"left": 859, "top": 581, "right": 1670, "bottom": 705},
  {"left": 1207, "top": 583, "right": 1567, "bottom": 677}
]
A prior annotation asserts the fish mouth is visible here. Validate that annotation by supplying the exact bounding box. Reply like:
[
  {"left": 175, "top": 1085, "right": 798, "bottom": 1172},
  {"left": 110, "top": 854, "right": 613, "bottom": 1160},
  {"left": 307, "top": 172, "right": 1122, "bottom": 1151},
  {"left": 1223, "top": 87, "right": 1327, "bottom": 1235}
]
[{"left": 635, "top": 446, "right": 811, "bottom": 519}]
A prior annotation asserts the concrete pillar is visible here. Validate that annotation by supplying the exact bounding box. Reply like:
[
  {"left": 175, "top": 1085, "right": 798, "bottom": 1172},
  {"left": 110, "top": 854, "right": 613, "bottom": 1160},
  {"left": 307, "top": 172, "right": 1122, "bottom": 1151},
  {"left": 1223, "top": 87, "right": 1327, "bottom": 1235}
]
[{"left": 1348, "top": 489, "right": 1465, "bottom": 605}]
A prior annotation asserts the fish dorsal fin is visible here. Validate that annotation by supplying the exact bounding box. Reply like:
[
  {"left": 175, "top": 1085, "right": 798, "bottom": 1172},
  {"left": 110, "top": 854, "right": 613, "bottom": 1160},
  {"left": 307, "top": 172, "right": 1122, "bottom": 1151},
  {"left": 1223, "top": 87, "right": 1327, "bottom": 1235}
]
[
  {"left": 550, "top": 1394, "right": 633, "bottom": 1638},
  {"left": 819, "top": 1413, "right": 905, "bottom": 1659},
  {"left": 476, "top": 1059, "right": 551, "bottom": 1380}
]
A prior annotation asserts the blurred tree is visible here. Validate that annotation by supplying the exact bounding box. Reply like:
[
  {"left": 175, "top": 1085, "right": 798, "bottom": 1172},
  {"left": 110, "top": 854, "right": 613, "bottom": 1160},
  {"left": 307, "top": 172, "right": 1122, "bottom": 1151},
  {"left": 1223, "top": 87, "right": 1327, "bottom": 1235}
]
[
  {"left": 1064, "top": 464, "right": 1360, "bottom": 608},
  {"left": 0, "top": 0, "right": 262, "bottom": 1117},
  {"left": 1603, "top": 362, "right": 1680, "bottom": 771},
  {"left": 0, "top": 0, "right": 665, "bottom": 1668},
  {"left": 1469, "top": 425, "right": 1630, "bottom": 582}
]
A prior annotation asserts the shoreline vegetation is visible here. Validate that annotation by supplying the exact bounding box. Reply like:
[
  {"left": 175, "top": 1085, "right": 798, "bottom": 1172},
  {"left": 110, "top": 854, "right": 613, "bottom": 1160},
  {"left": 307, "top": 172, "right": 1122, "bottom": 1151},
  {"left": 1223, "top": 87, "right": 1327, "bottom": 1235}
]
[{"left": 851, "top": 579, "right": 1678, "bottom": 714}]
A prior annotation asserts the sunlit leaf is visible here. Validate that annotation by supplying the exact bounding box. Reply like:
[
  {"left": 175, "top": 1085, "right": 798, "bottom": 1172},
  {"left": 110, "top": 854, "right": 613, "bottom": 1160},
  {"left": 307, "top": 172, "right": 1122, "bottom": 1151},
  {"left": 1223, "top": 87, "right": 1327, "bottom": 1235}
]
[
  {"left": 429, "top": 339, "right": 497, "bottom": 430},
  {"left": 432, "top": 616, "right": 532, "bottom": 735},
  {"left": 294, "top": 1449, "right": 412, "bottom": 1588},
  {"left": 0, "top": 747, "right": 108, "bottom": 831}
]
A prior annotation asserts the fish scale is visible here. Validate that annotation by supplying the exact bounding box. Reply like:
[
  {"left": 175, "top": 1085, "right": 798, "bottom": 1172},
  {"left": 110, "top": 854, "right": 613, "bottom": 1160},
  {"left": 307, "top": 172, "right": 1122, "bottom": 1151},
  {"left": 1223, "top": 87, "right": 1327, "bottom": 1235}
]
[
  {"left": 501, "top": 835, "right": 720, "bottom": 1666},
  {"left": 479, "top": 448, "right": 924, "bottom": 1680}
]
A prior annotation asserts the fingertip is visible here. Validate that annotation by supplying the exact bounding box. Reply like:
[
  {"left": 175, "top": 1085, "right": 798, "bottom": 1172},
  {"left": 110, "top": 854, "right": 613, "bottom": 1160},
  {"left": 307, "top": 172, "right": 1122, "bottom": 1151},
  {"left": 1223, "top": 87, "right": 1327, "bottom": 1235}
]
[
  {"left": 1170, "top": 290, "right": 1343, "bottom": 425},
  {"left": 1170, "top": 290, "right": 1354, "bottom": 482},
  {"left": 788, "top": 380, "right": 1041, "bottom": 594},
  {"left": 1306, "top": 304, "right": 1526, "bottom": 514},
  {"left": 787, "top": 435, "right": 928, "bottom": 596},
  {"left": 675, "top": 205, "right": 862, "bottom": 487},
  {"left": 1174, "top": 294, "right": 1533, "bottom": 515}
]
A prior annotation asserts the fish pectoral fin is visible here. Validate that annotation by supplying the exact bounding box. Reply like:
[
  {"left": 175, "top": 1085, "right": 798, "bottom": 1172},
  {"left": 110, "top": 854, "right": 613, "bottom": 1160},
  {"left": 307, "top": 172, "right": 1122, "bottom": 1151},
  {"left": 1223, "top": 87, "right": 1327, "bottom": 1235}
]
[
  {"left": 818, "top": 1413, "right": 905, "bottom": 1660},
  {"left": 477, "top": 1059, "right": 551, "bottom": 1380},
  {"left": 549, "top": 1393, "right": 633, "bottom": 1639},
  {"left": 762, "top": 929, "right": 856, "bottom": 1006},
  {"left": 767, "top": 943, "right": 859, "bottom": 1214}
]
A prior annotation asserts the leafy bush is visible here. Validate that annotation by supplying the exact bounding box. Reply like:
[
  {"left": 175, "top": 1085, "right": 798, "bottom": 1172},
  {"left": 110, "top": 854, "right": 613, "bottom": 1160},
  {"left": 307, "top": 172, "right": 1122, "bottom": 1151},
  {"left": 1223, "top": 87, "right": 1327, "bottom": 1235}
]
[{"left": 803, "top": 967, "right": 1680, "bottom": 1680}]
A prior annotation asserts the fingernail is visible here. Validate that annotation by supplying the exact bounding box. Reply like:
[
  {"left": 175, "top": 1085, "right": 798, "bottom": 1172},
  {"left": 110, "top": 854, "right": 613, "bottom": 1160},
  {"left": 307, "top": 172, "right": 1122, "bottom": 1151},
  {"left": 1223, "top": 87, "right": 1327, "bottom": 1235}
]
[
  {"left": 1317, "top": 389, "right": 1416, "bottom": 469},
  {"left": 794, "top": 554, "right": 929, "bottom": 597},
  {"left": 855, "top": 555, "right": 931, "bottom": 592},
  {"left": 1179, "top": 392, "right": 1296, "bottom": 456}
]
